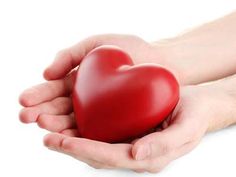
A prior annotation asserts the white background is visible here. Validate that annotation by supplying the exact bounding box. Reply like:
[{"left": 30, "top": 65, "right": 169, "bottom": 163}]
[{"left": 0, "top": 0, "right": 236, "bottom": 176}]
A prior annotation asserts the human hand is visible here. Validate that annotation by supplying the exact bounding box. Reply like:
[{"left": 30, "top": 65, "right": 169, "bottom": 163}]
[
  {"left": 19, "top": 34, "right": 175, "bottom": 129},
  {"left": 42, "top": 34, "right": 176, "bottom": 81},
  {"left": 39, "top": 82, "right": 235, "bottom": 173},
  {"left": 19, "top": 33, "right": 236, "bottom": 173}
]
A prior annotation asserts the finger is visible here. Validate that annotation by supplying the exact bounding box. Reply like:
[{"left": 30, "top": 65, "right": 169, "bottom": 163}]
[
  {"left": 19, "top": 97, "right": 72, "bottom": 123},
  {"left": 43, "top": 133, "right": 147, "bottom": 170},
  {"left": 43, "top": 34, "right": 139, "bottom": 80},
  {"left": 162, "top": 114, "right": 172, "bottom": 129},
  {"left": 131, "top": 138, "right": 140, "bottom": 145},
  {"left": 132, "top": 120, "right": 193, "bottom": 160},
  {"left": 43, "top": 37, "right": 97, "bottom": 80},
  {"left": 44, "top": 133, "right": 113, "bottom": 170},
  {"left": 37, "top": 114, "right": 76, "bottom": 132},
  {"left": 19, "top": 72, "right": 75, "bottom": 107},
  {"left": 44, "top": 133, "right": 110, "bottom": 169},
  {"left": 44, "top": 133, "right": 107, "bottom": 169}
]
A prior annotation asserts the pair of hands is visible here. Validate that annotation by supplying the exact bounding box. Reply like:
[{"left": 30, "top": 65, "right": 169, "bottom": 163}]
[{"left": 19, "top": 34, "right": 231, "bottom": 173}]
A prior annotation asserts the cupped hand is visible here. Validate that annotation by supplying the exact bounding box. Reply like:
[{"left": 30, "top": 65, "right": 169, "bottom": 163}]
[
  {"left": 19, "top": 34, "right": 231, "bottom": 173},
  {"left": 21, "top": 81, "right": 233, "bottom": 173},
  {"left": 19, "top": 34, "right": 171, "bottom": 127},
  {"left": 43, "top": 34, "right": 167, "bottom": 81}
]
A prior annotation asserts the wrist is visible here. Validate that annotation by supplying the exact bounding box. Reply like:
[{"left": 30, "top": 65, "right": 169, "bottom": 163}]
[
  {"left": 151, "top": 33, "right": 215, "bottom": 86},
  {"left": 150, "top": 39, "right": 189, "bottom": 85},
  {"left": 152, "top": 11, "right": 236, "bottom": 85},
  {"left": 200, "top": 77, "right": 236, "bottom": 132}
]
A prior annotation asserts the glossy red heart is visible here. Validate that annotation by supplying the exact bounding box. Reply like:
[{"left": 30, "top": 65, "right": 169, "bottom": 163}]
[{"left": 72, "top": 45, "right": 179, "bottom": 143}]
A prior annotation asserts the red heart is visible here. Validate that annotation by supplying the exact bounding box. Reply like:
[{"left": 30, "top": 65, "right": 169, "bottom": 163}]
[{"left": 72, "top": 45, "right": 179, "bottom": 143}]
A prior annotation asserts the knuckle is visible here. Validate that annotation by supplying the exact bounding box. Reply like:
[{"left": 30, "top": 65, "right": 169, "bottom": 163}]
[
  {"left": 52, "top": 97, "right": 71, "bottom": 113},
  {"left": 60, "top": 138, "right": 76, "bottom": 151}
]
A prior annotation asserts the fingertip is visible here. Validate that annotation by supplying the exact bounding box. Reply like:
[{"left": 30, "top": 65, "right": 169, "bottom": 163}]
[
  {"left": 131, "top": 139, "right": 141, "bottom": 158},
  {"left": 43, "top": 133, "right": 52, "bottom": 147},
  {"left": 132, "top": 139, "right": 144, "bottom": 160},
  {"left": 43, "top": 133, "right": 76, "bottom": 153},
  {"left": 43, "top": 133, "right": 65, "bottom": 148},
  {"left": 131, "top": 138, "right": 140, "bottom": 145},
  {"left": 131, "top": 144, "right": 139, "bottom": 160},
  {"left": 19, "top": 109, "right": 27, "bottom": 123},
  {"left": 43, "top": 49, "right": 73, "bottom": 80},
  {"left": 43, "top": 133, "right": 56, "bottom": 148},
  {"left": 43, "top": 65, "right": 65, "bottom": 80},
  {"left": 43, "top": 68, "right": 53, "bottom": 80},
  {"left": 19, "top": 108, "right": 38, "bottom": 123},
  {"left": 43, "top": 63, "right": 71, "bottom": 81},
  {"left": 18, "top": 94, "right": 26, "bottom": 107},
  {"left": 19, "top": 108, "right": 31, "bottom": 123},
  {"left": 132, "top": 136, "right": 152, "bottom": 160},
  {"left": 37, "top": 114, "right": 52, "bottom": 130},
  {"left": 19, "top": 91, "right": 31, "bottom": 107},
  {"left": 19, "top": 88, "right": 40, "bottom": 107}
]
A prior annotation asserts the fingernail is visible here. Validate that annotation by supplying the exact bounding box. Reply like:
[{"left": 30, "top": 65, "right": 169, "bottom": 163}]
[{"left": 135, "top": 144, "right": 151, "bottom": 160}]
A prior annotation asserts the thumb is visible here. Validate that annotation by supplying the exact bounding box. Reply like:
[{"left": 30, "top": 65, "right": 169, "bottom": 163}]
[{"left": 132, "top": 121, "right": 193, "bottom": 161}]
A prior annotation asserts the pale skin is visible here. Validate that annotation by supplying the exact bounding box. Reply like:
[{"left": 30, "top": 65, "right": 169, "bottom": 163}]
[{"left": 19, "top": 11, "right": 236, "bottom": 173}]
